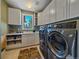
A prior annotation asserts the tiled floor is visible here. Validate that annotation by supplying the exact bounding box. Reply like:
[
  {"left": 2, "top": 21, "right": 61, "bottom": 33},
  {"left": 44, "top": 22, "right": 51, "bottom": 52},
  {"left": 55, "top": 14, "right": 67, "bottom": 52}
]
[
  {"left": 1, "top": 45, "right": 44, "bottom": 59},
  {"left": 1, "top": 49, "right": 20, "bottom": 59}
]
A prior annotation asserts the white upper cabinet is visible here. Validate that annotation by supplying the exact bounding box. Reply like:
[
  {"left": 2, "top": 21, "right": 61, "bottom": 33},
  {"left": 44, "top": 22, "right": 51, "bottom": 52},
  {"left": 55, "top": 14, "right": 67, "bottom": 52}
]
[
  {"left": 38, "top": 3, "right": 50, "bottom": 25},
  {"left": 70, "top": 0, "right": 79, "bottom": 18},
  {"left": 43, "top": 5, "right": 50, "bottom": 24},
  {"left": 38, "top": 0, "right": 79, "bottom": 25},
  {"left": 56, "top": 0, "right": 67, "bottom": 21},
  {"left": 49, "top": 0, "right": 56, "bottom": 23},
  {"left": 38, "top": 12, "right": 43, "bottom": 25},
  {"left": 8, "top": 8, "right": 21, "bottom": 25}
]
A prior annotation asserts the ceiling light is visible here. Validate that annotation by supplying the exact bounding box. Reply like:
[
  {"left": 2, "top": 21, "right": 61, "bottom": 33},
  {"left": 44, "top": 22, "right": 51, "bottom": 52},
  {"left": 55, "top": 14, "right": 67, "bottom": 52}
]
[
  {"left": 27, "top": 0, "right": 32, "bottom": 9},
  {"left": 28, "top": 3, "right": 32, "bottom": 8}
]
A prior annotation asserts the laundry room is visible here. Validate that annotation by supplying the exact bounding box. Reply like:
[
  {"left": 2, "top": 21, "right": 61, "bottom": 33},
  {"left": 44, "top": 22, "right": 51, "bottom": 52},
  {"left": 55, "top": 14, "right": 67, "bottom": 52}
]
[{"left": 0, "top": 0, "right": 79, "bottom": 59}]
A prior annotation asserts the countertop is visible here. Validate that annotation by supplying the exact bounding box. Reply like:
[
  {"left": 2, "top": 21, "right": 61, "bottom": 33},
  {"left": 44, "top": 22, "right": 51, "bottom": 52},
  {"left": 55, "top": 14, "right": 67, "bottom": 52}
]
[{"left": 6, "top": 32, "right": 35, "bottom": 36}]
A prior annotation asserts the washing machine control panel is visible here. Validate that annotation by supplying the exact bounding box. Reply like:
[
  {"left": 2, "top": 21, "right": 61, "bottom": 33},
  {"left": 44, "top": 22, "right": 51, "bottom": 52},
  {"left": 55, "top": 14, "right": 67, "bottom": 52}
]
[{"left": 39, "top": 26, "right": 45, "bottom": 30}]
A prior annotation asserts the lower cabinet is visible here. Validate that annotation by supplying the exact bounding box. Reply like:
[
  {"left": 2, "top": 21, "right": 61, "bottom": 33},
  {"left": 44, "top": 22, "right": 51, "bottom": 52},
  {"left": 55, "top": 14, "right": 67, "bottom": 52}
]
[
  {"left": 22, "top": 34, "right": 34, "bottom": 47},
  {"left": 6, "top": 35, "right": 22, "bottom": 49},
  {"left": 22, "top": 33, "right": 39, "bottom": 47},
  {"left": 6, "top": 32, "right": 39, "bottom": 49},
  {"left": 22, "top": 33, "right": 38, "bottom": 47}
]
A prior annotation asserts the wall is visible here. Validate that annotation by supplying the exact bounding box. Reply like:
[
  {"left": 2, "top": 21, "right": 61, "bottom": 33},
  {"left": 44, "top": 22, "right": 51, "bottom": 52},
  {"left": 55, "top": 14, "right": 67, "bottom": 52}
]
[
  {"left": 0, "top": 1, "right": 8, "bottom": 57},
  {"left": 0, "top": 0, "right": 1, "bottom": 58},
  {"left": 8, "top": 25, "right": 22, "bottom": 33},
  {"left": 0, "top": 0, "right": 1, "bottom": 35},
  {"left": 1, "top": 0, "right": 8, "bottom": 34}
]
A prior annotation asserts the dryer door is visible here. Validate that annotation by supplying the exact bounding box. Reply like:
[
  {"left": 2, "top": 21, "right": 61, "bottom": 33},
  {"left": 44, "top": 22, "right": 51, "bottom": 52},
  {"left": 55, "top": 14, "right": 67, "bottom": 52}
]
[{"left": 47, "top": 31, "right": 68, "bottom": 58}]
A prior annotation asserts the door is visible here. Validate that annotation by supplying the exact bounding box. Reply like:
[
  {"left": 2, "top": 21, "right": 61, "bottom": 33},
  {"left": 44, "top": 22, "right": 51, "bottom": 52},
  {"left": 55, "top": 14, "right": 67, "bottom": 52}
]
[{"left": 47, "top": 31, "right": 68, "bottom": 58}]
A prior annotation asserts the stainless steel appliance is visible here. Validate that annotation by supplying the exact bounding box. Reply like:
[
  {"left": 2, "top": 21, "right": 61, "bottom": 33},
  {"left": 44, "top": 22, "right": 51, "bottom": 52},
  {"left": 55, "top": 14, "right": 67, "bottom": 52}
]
[
  {"left": 39, "top": 25, "right": 48, "bottom": 59},
  {"left": 46, "top": 21, "right": 77, "bottom": 59}
]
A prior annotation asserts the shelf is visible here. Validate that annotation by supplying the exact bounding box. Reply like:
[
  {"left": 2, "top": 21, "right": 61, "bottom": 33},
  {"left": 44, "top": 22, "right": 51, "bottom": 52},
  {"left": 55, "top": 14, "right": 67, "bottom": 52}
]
[
  {"left": 7, "top": 33, "right": 22, "bottom": 36},
  {"left": 6, "top": 34, "right": 22, "bottom": 49},
  {"left": 7, "top": 38, "right": 22, "bottom": 42},
  {"left": 7, "top": 43, "right": 22, "bottom": 49},
  {"left": 7, "top": 40, "right": 21, "bottom": 45}
]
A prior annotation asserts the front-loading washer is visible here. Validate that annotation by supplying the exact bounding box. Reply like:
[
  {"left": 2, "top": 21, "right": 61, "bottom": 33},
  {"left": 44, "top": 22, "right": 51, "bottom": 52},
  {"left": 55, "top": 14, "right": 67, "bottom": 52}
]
[
  {"left": 39, "top": 25, "right": 48, "bottom": 59},
  {"left": 46, "top": 21, "right": 77, "bottom": 59}
]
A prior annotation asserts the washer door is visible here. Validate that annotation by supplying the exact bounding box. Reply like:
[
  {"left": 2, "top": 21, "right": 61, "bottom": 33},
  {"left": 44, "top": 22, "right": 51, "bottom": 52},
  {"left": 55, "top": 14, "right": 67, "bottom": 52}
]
[{"left": 47, "top": 31, "right": 68, "bottom": 58}]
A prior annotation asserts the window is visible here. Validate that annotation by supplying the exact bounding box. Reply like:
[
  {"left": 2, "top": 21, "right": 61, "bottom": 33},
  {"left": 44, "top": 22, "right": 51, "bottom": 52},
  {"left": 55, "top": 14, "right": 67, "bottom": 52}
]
[
  {"left": 24, "top": 16, "right": 32, "bottom": 28},
  {"left": 22, "top": 14, "right": 33, "bottom": 31}
]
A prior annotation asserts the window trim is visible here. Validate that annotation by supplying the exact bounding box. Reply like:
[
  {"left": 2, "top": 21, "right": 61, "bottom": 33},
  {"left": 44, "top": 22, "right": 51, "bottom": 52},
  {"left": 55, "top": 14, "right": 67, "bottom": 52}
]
[{"left": 22, "top": 14, "right": 34, "bottom": 31}]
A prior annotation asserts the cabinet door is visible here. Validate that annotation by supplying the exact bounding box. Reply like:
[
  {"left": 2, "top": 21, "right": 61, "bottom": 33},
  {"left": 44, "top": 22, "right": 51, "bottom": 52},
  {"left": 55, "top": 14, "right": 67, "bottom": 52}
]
[
  {"left": 8, "top": 8, "right": 14, "bottom": 24},
  {"left": 22, "top": 35, "right": 28, "bottom": 47},
  {"left": 34, "top": 32, "right": 39, "bottom": 44},
  {"left": 43, "top": 5, "right": 50, "bottom": 24},
  {"left": 22, "top": 34, "right": 34, "bottom": 47},
  {"left": 42, "top": 10, "right": 46, "bottom": 24},
  {"left": 38, "top": 12, "right": 43, "bottom": 25},
  {"left": 49, "top": 0, "right": 56, "bottom": 23},
  {"left": 13, "top": 9, "right": 21, "bottom": 25},
  {"left": 8, "top": 8, "right": 21, "bottom": 25},
  {"left": 42, "top": 11, "right": 45, "bottom": 25},
  {"left": 70, "top": 0, "right": 79, "bottom": 18},
  {"left": 56, "top": 0, "right": 66, "bottom": 21},
  {"left": 27, "top": 34, "right": 34, "bottom": 45}
]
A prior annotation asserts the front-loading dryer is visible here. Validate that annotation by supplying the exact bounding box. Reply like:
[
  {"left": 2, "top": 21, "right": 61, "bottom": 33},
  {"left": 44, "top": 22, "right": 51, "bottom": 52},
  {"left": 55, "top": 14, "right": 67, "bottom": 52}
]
[{"left": 46, "top": 21, "right": 77, "bottom": 59}]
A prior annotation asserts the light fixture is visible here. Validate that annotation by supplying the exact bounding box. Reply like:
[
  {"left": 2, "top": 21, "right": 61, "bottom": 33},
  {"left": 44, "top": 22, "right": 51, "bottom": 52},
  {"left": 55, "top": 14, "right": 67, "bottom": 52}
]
[
  {"left": 28, "top": 3, "right": 32, "bottom": 8},
  {"left": 27, "top": 0, "right": 32, "bottom": 8}
]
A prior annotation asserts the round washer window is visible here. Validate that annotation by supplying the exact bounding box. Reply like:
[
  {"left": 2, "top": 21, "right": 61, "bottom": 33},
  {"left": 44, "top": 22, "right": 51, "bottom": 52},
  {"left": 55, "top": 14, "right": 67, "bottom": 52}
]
[{"left": 47, "top": 31, "right": 68, "bottom": 58}]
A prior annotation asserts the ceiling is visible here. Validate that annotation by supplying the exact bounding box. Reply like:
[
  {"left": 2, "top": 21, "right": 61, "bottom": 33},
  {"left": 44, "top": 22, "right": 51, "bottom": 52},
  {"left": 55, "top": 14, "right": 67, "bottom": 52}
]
[{"left": 6, "top": 0, "right": 51, "bottom": 12}]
